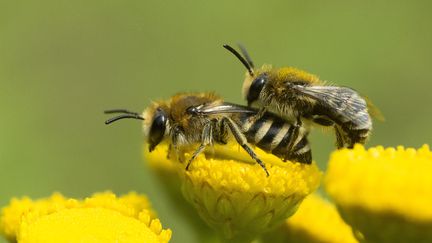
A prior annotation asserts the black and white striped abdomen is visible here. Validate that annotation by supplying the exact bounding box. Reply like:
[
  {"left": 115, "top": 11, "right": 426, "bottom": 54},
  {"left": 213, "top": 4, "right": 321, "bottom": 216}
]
[{"left": 237, "top": 112, "right": 312, "bottom": 164}]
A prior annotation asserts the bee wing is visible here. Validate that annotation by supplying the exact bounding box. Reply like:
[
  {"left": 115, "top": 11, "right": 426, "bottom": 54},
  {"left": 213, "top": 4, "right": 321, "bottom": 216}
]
[
  {"left": 293, "top": 85, "right": 369, "bottom": 122},
  {"left": 190, "top": 102, "right": 256, "bottom": 115}
]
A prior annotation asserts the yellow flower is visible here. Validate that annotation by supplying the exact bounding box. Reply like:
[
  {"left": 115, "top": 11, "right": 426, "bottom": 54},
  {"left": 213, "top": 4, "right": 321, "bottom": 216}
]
[
  {"left": 144, "top": 142, "right": 218, "bottom": 241},
  {"left": 1, "top": 191, "right": 172, "bottom": 243},
  {"left": 325, "top": 144, "right": 432, "bottom": 242},
  {"left": 145, "top": 142, "right": 322, "bottom": 242},
  {"left": 261, "top": 193, "right": 358, "bottom": 243}
]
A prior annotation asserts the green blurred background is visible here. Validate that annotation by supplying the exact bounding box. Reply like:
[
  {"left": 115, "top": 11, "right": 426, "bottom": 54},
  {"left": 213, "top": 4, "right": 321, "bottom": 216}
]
[{"left": 1, "top": 0, "right": 431, "bottom": 242}]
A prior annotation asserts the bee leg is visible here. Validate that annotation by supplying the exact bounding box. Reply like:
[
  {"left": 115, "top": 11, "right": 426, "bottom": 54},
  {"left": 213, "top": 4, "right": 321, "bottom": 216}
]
[
  {"left": 185, "top": 145, "right": 206, "bottom": 170},
  {"left": 284, "top": 117, "right": 302, "bottom": 159},
  {"left": 335, "top": 125, "right": 347, "bottom": 148},
  {"left": 172, "top": 144, "right": 184, "bottom": 163},
  {"left": 311, "top": 115, "right": 334, "bottom": 127},
  {"left": 215, "top": 119, "right": 228, "bottom": 144},
  {"left": 343, "top": 128, "right": 369, "bottom": 148},
  {"left": 212, "top": 119, "right": 228, "bottom": 144},
  {"left": 256, "top": 106, "right": 267, "bottom": 120},
  {"left": 171, "top": 128, "right": 185, "bottom": 163},
  {"left": 248, "top": 106, "right": 267, "bottom": 123},
  {"left": 222, "top": 117, "right": 270, "bottom": 177},
  {"left": 185, "top": 123, "right": 213, "bottom": 171},
  {"left": 166, "top": 143, "right": 172, "bottom": 159}
]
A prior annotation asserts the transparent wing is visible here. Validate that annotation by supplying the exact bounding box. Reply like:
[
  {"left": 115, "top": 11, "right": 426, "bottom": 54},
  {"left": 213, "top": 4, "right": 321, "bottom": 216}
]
[
  {"left": 293, "top": 85, "right": 369, "bottom": 123},
  {"left": 188, "top": 102, "right": 256, "bottom": 115}
]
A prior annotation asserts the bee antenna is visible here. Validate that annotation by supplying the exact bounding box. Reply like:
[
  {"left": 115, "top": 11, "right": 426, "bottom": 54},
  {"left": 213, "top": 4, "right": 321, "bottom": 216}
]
[
  {"left": 104, "top": 109, "right": 144, "bottom": 125},
  {"left": 104, "top": 114, "right": 144, "bottom": 125},
  {"left": 104, "top": 109, "right": 140, "bottom": 115},
  {"left": 237, "top": 43, "right": 254, "bottom": 69},
  {"left": 223, "top": 44, "right": 254, "bottom": 76}
]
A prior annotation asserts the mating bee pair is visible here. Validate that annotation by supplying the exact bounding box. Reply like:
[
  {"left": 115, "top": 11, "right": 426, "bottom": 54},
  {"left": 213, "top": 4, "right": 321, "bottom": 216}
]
[{"left": 105, "top": 45, "right": 375, "bottom": 176}]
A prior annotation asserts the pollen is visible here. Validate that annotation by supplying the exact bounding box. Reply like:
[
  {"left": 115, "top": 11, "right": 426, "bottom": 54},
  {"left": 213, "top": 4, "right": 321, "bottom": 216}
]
[
  {"left": 325, "top": 144, "right": 432, "bottom": 242},
  {"left": 0, "top": 192, "right": 171, "bottom": 243},
  {"left": 145, "top": 142, "right": 322, "bottom": 242}
]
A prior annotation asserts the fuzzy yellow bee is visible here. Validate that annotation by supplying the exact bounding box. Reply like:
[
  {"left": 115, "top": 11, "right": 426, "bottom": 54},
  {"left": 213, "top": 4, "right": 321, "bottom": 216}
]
[
  {"left": 224, "top": 44, "right": 379, "bottom": 148},
  {"left": 105, "top": 92, "right": 312, "bottom": 176}
]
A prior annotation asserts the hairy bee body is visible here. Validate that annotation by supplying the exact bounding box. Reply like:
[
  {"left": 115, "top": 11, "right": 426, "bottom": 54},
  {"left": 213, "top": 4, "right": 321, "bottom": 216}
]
[
  {"left": 225, "top": 45, "right": 374, "bottom": 148},
  {"left": 255, "top": 68, "right": 372, "bottom": 147},
  {"left": 105, "top": 92, "right": 312, "bottom": 176}
]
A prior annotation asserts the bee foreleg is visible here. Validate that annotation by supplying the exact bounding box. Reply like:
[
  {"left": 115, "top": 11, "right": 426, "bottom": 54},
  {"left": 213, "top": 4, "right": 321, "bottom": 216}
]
[
  {"left": 171, "top": 127, "right": 185, "bottom": 163},
  {"left": 222, "top": 117, "right": 270, "bottom": 177},
  {"left": 166, "top": 143, "right": 172, "bottom": 159},
  {"left": 185, "top": 122, "right": 213, "bottom": 171}
]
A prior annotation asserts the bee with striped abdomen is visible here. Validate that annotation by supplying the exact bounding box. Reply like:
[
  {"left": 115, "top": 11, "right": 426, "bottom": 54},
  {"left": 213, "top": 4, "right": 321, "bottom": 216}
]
[
  {"left": 104, "top": 92, "right": 312, "bottom": 176},
  {"left": 223, "top": 44, "right": 378, "bottom": 148}
]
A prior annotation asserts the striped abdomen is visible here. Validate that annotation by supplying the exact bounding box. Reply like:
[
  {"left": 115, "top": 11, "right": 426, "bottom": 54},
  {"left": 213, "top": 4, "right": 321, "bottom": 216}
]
[{"left": 236, "top": 112, "right": 312, "bottom": 164}]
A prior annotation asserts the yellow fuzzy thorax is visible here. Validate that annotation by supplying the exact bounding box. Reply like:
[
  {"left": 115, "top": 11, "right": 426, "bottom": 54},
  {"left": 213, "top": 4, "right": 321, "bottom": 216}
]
[
  {"left": 270, "top": 66, "right": 322, "bottom": 84},
  {"left": 144, "top": 141, "right": 322, "bottom": 241},
  {"left": 0, "top": 192, "right": 172, "bottom": 243}
]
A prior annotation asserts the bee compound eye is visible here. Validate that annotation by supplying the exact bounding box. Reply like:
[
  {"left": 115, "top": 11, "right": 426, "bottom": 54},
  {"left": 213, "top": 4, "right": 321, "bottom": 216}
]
[
  {"left": 247, "top": 75, "right": 267, "bottom": 105},
  {"left": 148, "top": 110, "right": 167, "bottom": 152}
]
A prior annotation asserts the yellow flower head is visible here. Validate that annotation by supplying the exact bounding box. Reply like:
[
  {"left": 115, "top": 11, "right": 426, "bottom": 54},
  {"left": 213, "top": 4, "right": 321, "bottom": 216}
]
[
  {"left": 145, "top": 142, "right": 321, "bottom": 242},
  {"left": 325, "top": 144, "right": 432, "bottom": 242},
  {"left": 1, "top": 192, "right": 172, "bottom": 243},
  {"left": 262, "top": 193, "right": 358, "bottom": 243}
]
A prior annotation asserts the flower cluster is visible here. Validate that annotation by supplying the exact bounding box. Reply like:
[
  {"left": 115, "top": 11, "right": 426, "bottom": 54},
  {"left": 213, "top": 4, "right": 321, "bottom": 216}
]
[
  {"left": 145, "top": 142, "right": 432, "bottom": 242},
  {"left": 2, "top": 143, "right": 431, "bottom": 242}
]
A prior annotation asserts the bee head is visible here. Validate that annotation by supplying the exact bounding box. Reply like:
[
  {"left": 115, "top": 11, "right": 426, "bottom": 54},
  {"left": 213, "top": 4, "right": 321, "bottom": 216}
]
[{"left": 142, "top": 106, "right": 168, "bottom": 152}]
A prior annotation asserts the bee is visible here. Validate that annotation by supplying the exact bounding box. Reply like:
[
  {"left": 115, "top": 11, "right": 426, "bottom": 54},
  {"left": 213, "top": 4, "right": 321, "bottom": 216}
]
[
  {"left": 223, "top": 44, "right": 378, "bottom": 148},
  {"left": 104, "top": 92, "right": 312, "bottom": 176}
]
